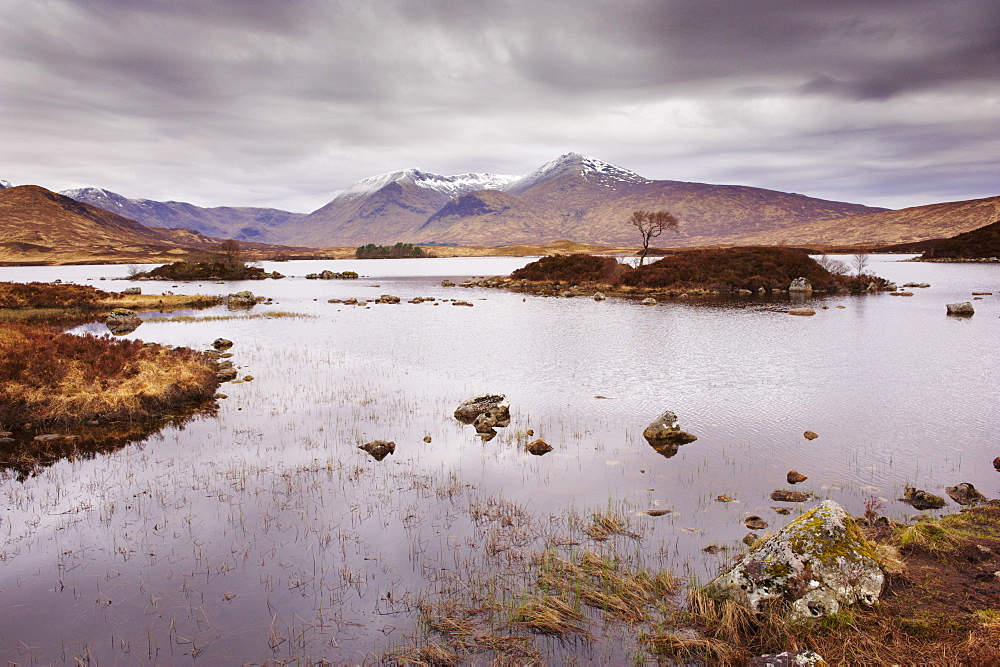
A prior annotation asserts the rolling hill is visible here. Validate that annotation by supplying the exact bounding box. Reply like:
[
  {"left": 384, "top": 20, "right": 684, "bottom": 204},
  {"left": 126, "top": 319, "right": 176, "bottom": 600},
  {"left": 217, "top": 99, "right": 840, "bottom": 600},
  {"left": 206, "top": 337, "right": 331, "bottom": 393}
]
[{"left": 0, "top": 185, "right": 309, "bottom": 265}]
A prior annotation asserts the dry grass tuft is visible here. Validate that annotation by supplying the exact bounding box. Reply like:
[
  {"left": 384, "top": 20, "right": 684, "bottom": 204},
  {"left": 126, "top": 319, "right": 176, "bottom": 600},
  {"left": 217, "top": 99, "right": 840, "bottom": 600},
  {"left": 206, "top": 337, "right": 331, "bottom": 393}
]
[
  {"left": 513, "top": 595, "right": 590, "bottom": 637},
  {"left": 583, "top": 509, "right": 641, "bottom": 541}
]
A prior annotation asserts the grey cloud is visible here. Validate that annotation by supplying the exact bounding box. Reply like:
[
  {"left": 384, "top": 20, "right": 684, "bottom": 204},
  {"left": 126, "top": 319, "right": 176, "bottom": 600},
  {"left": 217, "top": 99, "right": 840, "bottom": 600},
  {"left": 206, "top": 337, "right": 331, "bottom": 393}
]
[{"left": 0, "top": 0, "right": 995, "bottom": 210}]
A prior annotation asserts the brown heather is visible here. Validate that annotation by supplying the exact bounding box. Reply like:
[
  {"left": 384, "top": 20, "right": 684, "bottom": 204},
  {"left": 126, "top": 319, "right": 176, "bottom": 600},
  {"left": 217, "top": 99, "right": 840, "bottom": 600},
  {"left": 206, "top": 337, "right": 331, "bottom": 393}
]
[{"left": 0, "top": 323, "right": 219, "bottom": 426}]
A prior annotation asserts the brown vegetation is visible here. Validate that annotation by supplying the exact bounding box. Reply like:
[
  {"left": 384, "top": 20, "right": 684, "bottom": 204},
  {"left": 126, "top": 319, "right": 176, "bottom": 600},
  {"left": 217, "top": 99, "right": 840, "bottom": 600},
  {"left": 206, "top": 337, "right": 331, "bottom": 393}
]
[
  {"left": 0, "top": 281, "right": 223, "bottom": 326},
  {"left": 0, "top": 323, "right": 218, "bottom": 427},
  {"left": 509, "top": 247, "right": 887, "bottom": 295}
]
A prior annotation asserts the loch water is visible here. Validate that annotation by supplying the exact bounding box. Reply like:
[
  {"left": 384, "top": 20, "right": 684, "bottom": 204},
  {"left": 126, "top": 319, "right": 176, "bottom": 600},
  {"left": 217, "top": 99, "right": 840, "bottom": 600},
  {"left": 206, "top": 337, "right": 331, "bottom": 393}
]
[{"left": 0, "top": 255, "right": 996, "bottom": 662}]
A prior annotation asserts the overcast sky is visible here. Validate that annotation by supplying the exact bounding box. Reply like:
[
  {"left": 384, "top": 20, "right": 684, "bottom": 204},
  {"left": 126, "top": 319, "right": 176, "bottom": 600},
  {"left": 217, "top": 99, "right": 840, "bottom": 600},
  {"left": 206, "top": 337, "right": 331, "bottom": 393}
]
[{"left": 1, "top": 0, "right": 997, "bottom": 212}]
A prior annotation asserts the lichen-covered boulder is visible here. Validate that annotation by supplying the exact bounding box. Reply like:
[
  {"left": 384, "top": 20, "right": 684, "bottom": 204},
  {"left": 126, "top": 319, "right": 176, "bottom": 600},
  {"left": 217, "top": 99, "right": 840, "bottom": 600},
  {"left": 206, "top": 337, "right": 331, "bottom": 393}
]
[
  {"left": 454, "top": 394, "right": 511, "bottom": 427},
  {"left": 705, "top": 500, "right": 884, "bottom": 620},
  {"left": 788, "top": 277, "right": 813, "bottom": 293},
  {"left": 106, "top": 308, "right": 142, "bottom": 335},
  {"left": 227, "top": 291, "right": 259, "bottom": 309},
  {"left": 642, "top": 411, "right": 698, "bottom": 446}
]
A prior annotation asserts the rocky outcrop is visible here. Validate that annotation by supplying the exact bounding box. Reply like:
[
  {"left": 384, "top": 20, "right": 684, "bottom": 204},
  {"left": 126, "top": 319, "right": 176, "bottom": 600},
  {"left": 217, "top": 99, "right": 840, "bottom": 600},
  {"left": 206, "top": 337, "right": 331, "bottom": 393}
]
[
  {"left": 945, "top": 482, "right": 987, "bottom": 506},
  {"left": 642, "top": 411, "right": 697, "bottom": 447},
  {"left": 359, "top": 440, "right": 395, "bottom": 461},
  {"left": 946, "top": 301, "right": 975, "bottom": 316},
  {"left": 454, "top": 394, "right": 511, "bottom": 439},
  {"left": 105, "top": 308, "right": 142, "bottom": 335},
  {"left": 226, "top": 291, "right": 260, "bottom": 309},
  {"left": 375, "top": 294, "right": 400, "bottom": 304},
  {"left": 707, "top": 500, "right": 884, "bottom": 620},
  {"left": 788, "top": 277, "right": 813, "bottom": 293},
  {"left": 122, "top": 286, "right": 141, "bottom": 295}
]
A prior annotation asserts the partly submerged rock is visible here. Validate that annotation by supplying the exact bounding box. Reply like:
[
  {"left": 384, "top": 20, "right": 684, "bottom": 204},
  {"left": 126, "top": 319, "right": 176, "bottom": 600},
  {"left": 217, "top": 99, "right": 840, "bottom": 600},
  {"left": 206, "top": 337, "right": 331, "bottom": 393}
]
[
  {"left": 455, "top": 394, "right": 511, "bottom": 427},
  {"left": 772, "top": 489, "right": 813, "bottom": 503},
  {"left": 946, "top": 301, "right": 975, "bottom": 316},
  {"left": 744, "top": 515, "right": 768, "bottom": 530},
  {"left": 787, "top": 470, "right": 809, "bottom": 484},
  {"left": 803, "top": 430, "right": 819, "bottom": 440},
  {"left": 359, "top": 440, "right": 395, "bottom": 461},
  {"left": 593, "top": 291, "right": 606, "bottom": 301},
  {"left": 642, "top": 411, "right": 698, "bottom": 447},
  {"left": 212, "top": 338, "right": 234, "bottom": 351},
  {"left": 640, "top": 297, "right": 657, "bottom": 306},
  {"left": 788, "top": 277, "right": 813, "bottom": 293},
  {"left": 945, "top": 482, "right": 987, "bottom": 506},
  {"left": 227, "top": 291, "right": 259, "bottom": 309},
  {"left": 787, "top": 307, "right": 816, "bottom": 316},
  {"left": 526, "top": 438, "right": 553, "bottom": 456},
  {"left": 901, "top": 487, "right": 946, "bottom": 510},
  {"left": 707, "top": 500, "right": 884, "bottom": 620},
  {"left": 106, "top": 308, "right": 142, "bottom": 335}
]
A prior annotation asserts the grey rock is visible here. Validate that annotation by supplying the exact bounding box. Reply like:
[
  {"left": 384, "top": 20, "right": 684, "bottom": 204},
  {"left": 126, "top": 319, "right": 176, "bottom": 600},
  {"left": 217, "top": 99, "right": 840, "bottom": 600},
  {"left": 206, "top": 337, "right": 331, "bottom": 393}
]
[
  {"left": 640, "top": 297, "right": 657, "bottom": 306},
  {"left": 593, "top": 292, "right": 606, "bottom": 301},
  {"left": 642, "top": 411, "right": 698, "bottom": 446},
  {"left": 122, "top": 286, "right": 141, "bottom": 295},
  {"left": 789, "top": 277, "right": 812, "bottom": 292},
  {"left": 946, "top": 301, "right": 975, "bottom": 316},
  {"left": 455, "top": 394, "right": 511, "bottom": 428},
  {"left": 708, "top": 500, "right": 884, "bottom": 620}
]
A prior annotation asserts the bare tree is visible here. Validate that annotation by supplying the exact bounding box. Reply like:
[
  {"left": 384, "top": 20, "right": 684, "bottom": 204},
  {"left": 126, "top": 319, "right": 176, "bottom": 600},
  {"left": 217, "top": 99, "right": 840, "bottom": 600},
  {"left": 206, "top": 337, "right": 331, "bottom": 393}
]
[
  {"left": 852, "top": 251, "right": 870, "bottom": 277},
  {"left": 630, "top": 210, "right": 679, "bottom": 267},
  {"left": 218, "top": 239, "right": 244, "bottom": 271}
]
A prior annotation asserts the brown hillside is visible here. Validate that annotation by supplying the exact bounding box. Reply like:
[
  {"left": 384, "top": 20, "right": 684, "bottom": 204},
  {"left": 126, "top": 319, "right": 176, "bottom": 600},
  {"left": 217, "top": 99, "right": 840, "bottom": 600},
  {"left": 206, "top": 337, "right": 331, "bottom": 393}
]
[
  {"left": 716, "top": 195, "right": 1000, "bottom": 248},
  {"left": 407, "top": 178, "right": 883, "bottom": 247},
  {"left": 0, "top": 186, "right": 321, "bottom": 265}
]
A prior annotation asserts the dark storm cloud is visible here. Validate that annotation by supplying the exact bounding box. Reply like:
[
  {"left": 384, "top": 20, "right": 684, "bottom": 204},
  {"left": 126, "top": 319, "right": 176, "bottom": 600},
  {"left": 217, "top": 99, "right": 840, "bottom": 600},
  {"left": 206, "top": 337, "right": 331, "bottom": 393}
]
[{"left": 0, "top": 0, "right": 996, "bottom": 210}]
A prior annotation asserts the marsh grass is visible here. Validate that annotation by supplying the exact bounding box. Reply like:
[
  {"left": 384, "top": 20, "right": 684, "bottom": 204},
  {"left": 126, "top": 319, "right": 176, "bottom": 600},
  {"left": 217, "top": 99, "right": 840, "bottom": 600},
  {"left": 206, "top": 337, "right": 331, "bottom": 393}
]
[{"left": 147, "top": 310, "right": 312, "bottom": 322}]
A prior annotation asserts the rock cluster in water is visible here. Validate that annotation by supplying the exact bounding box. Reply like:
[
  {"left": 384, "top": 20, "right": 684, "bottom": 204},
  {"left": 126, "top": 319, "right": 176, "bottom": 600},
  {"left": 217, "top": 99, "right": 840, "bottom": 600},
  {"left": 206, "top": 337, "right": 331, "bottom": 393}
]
[{"left": 455, "top": 394, "right": 511, "bottom": 441}]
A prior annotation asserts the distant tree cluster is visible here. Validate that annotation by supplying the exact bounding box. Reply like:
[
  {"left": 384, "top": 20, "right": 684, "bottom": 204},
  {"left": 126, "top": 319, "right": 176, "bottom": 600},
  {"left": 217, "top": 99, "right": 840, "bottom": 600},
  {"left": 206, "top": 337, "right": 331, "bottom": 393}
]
[{"left": 355, "top": 243, "right": 427, "bottom": 259}]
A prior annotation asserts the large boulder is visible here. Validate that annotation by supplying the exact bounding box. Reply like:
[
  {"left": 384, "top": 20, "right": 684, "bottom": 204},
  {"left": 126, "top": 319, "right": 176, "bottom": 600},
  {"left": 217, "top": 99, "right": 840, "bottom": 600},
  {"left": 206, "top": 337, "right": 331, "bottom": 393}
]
[
  {"left": 359, "top": 440, "right": 395, "bottom": 461},
  {"left": 705, "top": 500, "right": 884, "bottom": 620},
  {"left": 788, "top": 277, "right": 813, "bottom": 293},
  {"left": 642, "top": 411, "right": 697, "bottom": 446},
  {"left": 227, "top": 291, "right": 259, "bottom": 309},
  {"left": 901, "top": 487, "right": 946, "bottom": 510},
  {"left": 106, "top": 308, "right": 142, "bottom": 335},
  {"left": 945, "top": 482, "right": 987, "bottom": 506},
  {"left": 454, "top": 394, "right": 511, "bottom": 427}
]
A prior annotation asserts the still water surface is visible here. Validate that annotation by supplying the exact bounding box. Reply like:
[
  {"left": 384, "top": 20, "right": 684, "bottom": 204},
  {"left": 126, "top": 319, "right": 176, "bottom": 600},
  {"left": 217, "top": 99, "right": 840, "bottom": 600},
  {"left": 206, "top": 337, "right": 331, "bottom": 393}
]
[{"left": 0, "top": 255, "right": 996, "bottom": 662}]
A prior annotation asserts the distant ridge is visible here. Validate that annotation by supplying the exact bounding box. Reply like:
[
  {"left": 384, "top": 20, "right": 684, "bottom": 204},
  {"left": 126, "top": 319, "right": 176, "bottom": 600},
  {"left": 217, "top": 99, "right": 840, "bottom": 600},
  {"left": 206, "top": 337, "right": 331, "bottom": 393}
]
[
  {"left": 60, "top": 187, "right": 307, "bottom": 243},
  {"left": 50, "top": 154, "right": 998, "bottom": 249}
]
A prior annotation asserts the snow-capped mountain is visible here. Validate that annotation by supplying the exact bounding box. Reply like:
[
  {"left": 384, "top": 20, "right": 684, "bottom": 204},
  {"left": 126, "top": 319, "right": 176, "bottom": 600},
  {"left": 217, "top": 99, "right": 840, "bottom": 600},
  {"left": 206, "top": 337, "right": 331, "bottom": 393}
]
[
  {"left": 0, "top": 179, "right": 11, "bottom": 189},
  {"left": 506, "top": 152, "right": 648, "bottom": 195},
  {"left": 338, "top": 169, "right": 518, "bottom": 200}
]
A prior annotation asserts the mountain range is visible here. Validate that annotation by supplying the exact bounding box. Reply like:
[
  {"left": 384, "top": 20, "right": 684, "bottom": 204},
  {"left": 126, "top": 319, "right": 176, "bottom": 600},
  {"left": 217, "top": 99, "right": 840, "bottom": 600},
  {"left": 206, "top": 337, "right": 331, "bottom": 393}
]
[
  {"left": 0, "top": 185, "right": 309, "bottom": 265},
  {"left": 6, "top": 153, "right": 997, "bottom": 250}
]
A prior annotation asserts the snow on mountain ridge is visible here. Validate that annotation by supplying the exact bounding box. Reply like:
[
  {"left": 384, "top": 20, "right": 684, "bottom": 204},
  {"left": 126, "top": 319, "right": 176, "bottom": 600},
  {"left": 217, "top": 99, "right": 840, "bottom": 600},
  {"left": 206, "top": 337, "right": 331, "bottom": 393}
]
[
  {"left": 338, "top": 169, "right": 518, "bottom": 200},
  {"left": 506, "top": 152, "right": 648, "bottom": 194},
  {"left": 0, "top": 179, "right": 11, "bottom": 189}
]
